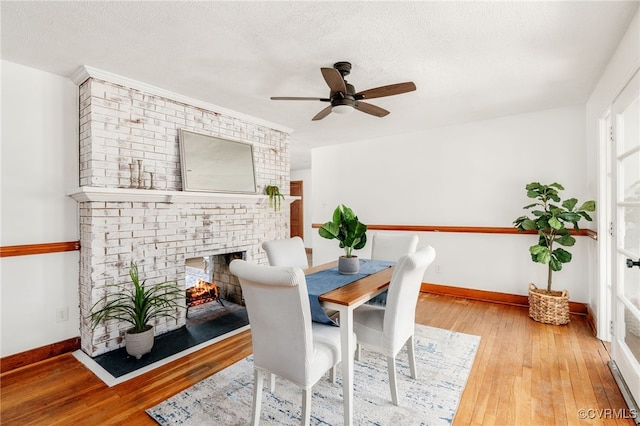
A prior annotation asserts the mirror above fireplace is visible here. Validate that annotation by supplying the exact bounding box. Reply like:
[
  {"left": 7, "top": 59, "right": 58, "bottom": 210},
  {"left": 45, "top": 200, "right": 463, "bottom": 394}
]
[{"left": 178, "top": 129, "right": 257, "bottom": 194}]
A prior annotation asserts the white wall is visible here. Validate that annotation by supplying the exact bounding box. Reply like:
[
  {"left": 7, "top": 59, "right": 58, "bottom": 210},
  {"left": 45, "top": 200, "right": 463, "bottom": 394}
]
[
  {"left": 586, "top": 10, "right": 639, "bottom": 338},
  {"left": 291, "top": 168, "right": 313, "bottom": 248},
  {"left": 312, "top": 104, "right": 595, "bottom": 302},
  {"left": 1, "top": 61, "right": 79, "bottom": 357}
]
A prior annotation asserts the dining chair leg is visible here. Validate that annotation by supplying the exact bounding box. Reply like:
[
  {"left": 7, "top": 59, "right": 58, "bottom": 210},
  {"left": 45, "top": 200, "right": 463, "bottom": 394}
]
[
  {"left": 407, "top": 335, "right": 417, "bottom": 379},
  {"left": 252, "top": 369, "right": 264, "bottom": 426},
  {"left": 301, "top": 387, "right": 312, "bottom": 425},
  {"left": 329, "top": 365, "right": 337, "bottom": 383},
  {"left": 387, "top": 356, "right": 399, "bottom": 406},
  {"left": 269, "top": 372, "right": 276, "bottom": 392}
]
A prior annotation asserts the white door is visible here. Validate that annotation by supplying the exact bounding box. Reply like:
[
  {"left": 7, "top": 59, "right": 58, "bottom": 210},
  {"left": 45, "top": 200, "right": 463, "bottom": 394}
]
[{"left": 611, "top": 68, "right": 640, "bottom": 409}]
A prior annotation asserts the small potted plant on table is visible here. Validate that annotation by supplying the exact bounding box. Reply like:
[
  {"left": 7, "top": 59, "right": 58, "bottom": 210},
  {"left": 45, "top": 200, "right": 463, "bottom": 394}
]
[
  {"left": 89, "top": 261, "right": 184, "bottom": 359},
  {"left": 513, "top": 182, "right": 595, "bottom": 325},
  {"left": 319, "top": 204, "right": 368, "bottom": 274}
]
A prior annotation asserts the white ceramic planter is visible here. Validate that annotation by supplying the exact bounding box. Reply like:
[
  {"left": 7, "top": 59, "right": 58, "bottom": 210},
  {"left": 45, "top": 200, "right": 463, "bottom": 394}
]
[{"left": 125, "top": 325, "right": 155, "bottom": 359}]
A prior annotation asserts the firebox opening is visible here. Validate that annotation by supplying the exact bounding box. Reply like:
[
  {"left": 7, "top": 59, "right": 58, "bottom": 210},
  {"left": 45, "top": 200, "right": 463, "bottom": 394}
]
[{"left": 184, "top": 252, "right": 246, "bottom": 325}]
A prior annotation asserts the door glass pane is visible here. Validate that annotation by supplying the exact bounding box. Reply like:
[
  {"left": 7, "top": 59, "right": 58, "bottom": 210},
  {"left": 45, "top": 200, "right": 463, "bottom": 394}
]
[
  {"left": 624, "top": 304, "right": 640, "bottom": 364},
  {"left": 619, "top": 97, "right": 639, "bottom": 153},
  {"left": 624, "top": 253, "right": 640, "bottom": 302},
  {"left": 621, "top": 147, "right": 640, "bottom": 257},
  {"left": 622, "top": 154, "right": 640, "bottom": 203},
  {"left": 625, "top": 205, "right": 640, "bottom": 256}
]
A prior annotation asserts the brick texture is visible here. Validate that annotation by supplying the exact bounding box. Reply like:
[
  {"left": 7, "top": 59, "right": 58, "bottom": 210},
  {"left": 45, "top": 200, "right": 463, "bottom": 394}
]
[{"left": 78, "top": 78, "right": 291, "bottom": 357}]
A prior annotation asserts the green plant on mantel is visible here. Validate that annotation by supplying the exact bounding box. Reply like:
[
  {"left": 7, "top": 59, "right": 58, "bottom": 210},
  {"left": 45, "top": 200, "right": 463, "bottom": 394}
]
[
  {"left": 265, "top": 185, "right": 285, "bottom": 211},
  {"left": 319, "top": 204, "right": 368, "bottom": 258},
  {"left": 513, "top": 182, "right": 595, "bottom": 292},
  {"left": 88, "top": 261, "right": 183, "bottom": 333}
]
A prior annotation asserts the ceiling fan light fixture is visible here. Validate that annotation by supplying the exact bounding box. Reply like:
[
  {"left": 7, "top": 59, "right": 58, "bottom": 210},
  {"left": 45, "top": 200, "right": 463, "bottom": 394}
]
[
  {"left": 270, "top": 61, "right": 416, "bottom": 120},
  {"left": 332, "top": 104, "right": 353, "bottom": 114}
]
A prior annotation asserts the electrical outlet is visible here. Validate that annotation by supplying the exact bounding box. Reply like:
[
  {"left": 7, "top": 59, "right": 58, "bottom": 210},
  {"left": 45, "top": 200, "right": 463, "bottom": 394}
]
[
  {"left": 56, "top": 306, "right": 69, "bottom": 323},
  {"left": 435, "top": 265, "right": 442, "bottom": 273}
]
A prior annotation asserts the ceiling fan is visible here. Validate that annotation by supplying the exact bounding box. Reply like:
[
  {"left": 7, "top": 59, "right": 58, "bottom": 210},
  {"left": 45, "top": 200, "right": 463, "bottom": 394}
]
[{"left": 270, "top": 61, "right": 416, "bottom": 121}]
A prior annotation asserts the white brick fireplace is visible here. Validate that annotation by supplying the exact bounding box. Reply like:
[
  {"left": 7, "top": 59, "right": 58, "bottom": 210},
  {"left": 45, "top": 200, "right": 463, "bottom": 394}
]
[{"left": 68, "top": 67, "right": 293, "bottom": 357}]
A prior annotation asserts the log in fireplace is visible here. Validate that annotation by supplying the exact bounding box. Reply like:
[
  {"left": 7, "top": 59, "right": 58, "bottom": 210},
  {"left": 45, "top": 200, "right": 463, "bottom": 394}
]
[{"left": 186, "top": 279, "right": 223, "bottom": 317}]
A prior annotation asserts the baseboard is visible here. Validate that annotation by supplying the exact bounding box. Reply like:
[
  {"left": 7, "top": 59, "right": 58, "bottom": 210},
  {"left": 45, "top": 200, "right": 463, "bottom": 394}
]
[
  {"left": 421, "top": 282, "right": 589, "bottom": 315},
  {"left": 1, "top": 337, "right": 80, "bottom": 373},
  {"left": 585, "top": 304, "right": 598, "bottom": 336}
]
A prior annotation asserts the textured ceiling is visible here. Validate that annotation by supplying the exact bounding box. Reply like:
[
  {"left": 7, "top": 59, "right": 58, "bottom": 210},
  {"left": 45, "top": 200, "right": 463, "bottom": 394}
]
[{"left": 2, "top": 1, "right": 638, "bottom": 169}]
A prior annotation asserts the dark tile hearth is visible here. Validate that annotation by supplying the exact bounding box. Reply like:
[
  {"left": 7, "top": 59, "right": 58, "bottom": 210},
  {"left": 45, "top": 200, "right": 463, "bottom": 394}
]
[{"left": 92, "top": 301, "right": 248, "bottom": 378}]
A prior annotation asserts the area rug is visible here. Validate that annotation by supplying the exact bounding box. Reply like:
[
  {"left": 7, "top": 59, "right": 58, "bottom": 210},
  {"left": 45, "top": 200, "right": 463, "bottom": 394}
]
[{"left": 146, "top": 324, "right": 480, "bottom": 425}]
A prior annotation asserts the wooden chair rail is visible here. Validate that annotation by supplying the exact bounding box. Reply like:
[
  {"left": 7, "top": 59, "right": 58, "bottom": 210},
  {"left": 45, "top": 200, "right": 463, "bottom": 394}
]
[
  {"left": 311, "top": 224, "right": 597, "bottom": 240},
  {"left": 0, "top": 241, "right": 80, "bottom": 258},
  {"left": 2, "top": 225, "right": 597, "bottom": 258}
]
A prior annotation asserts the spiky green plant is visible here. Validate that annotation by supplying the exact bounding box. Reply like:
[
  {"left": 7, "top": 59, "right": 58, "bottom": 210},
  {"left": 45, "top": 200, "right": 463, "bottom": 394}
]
[
  {"left": 319, "top": 204, "right": 368, "bottom": 258},
  {"left": 89, "top": 262, "right": 184, "bottom": 333},
  {"left": 513, "top": 182, "right": 596, "bottom": 292}
]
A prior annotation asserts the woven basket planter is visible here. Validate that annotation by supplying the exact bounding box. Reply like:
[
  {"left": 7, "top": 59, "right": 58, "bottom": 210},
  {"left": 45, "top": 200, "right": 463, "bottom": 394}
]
[{"left": 528, "top": 283, "right": 570, "bottom": 325}]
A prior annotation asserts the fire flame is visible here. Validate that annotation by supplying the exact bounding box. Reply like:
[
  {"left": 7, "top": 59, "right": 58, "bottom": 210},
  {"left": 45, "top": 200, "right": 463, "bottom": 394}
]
[{"left": 186, "top": 279, "right": 219, "bottom": 305}]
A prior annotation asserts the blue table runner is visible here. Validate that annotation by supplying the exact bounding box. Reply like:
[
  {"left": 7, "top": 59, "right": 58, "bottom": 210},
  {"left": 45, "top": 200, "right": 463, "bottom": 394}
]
[{"left": 306, "top": 259, "right": 395, "bottom": 324}]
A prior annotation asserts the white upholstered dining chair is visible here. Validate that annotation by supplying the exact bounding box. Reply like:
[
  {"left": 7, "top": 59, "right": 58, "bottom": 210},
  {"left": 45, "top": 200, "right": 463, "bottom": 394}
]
[
  {"left": 261, "top": 236, "right": 311, "bottom": 390},
  {"left": 229, "top": 259, "right": 345, "bottom": 426},
  {"left": 353, "top": 245, "right": 436, "bottom": 405},
  {"left": 367, "top": 232, "right": 419, "bottom": 306},
  {"left": 371, "top": 232, "right": 419, "bottom": 262},
  {"left": 262, "top": 236, "right": 309, "bottom": 269}
]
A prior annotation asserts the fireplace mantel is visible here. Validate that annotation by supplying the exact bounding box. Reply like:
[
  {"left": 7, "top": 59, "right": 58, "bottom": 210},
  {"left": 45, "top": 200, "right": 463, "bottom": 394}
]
[{"left": 67, "top": 186, "right": 299, "bottom": 205}]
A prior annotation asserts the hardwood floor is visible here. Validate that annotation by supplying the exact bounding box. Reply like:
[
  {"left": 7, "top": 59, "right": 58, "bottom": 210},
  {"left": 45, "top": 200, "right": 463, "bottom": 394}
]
[{"left": 1, "top": 293, "right": 633, "bottom": 425}]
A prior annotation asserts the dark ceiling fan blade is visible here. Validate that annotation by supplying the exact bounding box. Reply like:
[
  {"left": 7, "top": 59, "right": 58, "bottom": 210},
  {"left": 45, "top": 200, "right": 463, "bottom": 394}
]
[
  {"left": 355, "top": 82, "right": 416, "bottom": 100},
  {"left": 271, "top": 97, "right": 330, "bottom": 101},
  {"left": 354, "top": 101, "right": 390, "bottom": 117},
  {"left": 321, "top": 68, "right": 347, "bottom": 94},
  {"left": 312, "top": 105, "right": 333, "bottom": 121}
]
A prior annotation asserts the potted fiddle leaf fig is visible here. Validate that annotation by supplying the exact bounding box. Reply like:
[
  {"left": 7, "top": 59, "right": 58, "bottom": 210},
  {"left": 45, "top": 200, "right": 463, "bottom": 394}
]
[
  {"left": 513, "top": 182, "right": 595, "bottom": 325},
  {"left": 319, "top": 204, "right": 367, "bottom": 274},
  {"left": 89, "top": 261, "right": 184, "bottom": 359}
]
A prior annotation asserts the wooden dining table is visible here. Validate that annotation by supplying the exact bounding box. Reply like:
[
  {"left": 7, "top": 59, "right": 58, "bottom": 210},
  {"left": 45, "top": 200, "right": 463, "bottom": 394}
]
[{"left": 304, "top": 260, "right": 395, "bottom": 426}]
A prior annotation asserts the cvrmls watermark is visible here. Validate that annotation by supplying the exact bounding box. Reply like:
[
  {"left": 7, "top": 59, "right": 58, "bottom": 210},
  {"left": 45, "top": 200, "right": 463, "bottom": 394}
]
[{"left": 578, "top": 408, "right": 637, "bottom": 420}]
